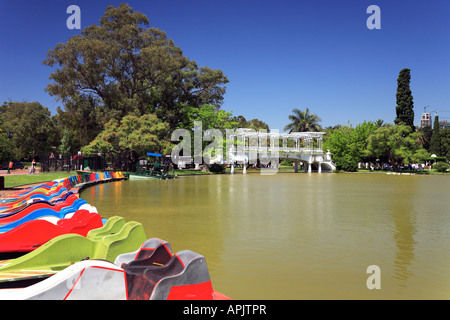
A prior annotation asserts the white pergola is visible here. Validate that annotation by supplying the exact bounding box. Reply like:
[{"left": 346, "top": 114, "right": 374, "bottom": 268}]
[{"left": 225, "top": 129, "right": 334, "bottom": 173}]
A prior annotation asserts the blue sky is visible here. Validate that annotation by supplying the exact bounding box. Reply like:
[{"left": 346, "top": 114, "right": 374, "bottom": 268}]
[{"left": 1, "top": 0, "right": 449, "bottom": 131}]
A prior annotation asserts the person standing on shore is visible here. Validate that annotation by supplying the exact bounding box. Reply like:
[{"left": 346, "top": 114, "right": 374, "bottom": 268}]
[{"left": 30, "top": 159, "right": 36, "bottom": 174}]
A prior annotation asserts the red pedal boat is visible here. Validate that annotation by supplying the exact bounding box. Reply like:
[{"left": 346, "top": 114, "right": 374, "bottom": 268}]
[{"left": 0, "top": 210, "right": 103, "bottom": 258}]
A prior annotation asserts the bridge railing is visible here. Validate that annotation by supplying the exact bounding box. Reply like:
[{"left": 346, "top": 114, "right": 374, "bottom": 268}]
[{"left": 228, "top": 146, "right": 323, "bottom": 154}]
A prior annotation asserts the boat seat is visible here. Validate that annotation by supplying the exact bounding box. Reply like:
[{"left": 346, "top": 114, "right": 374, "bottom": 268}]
[
  {"left": 123, "top": 250, "right": 214, "bottom": 300},
  {"left": 122, "top": 245, "right": 173, "bottom": 275},
  {"left": 134, "top": 239, "right": 172, "bottom": 263},
  {"left": 114, "top": 238, "right": 172, "bottom": 267},
  {"left": 150, "top": 250, "right": 214, "bottom": 300},
  {"left": 123, "top": 252, "right": 184, "bottom": 300}
]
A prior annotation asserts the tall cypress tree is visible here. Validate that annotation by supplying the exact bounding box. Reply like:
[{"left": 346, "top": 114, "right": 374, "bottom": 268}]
[
  {"left": 429, "top": 115, "right": 441, "bottom": 156},
  {"left": 394, "top": 68, "right": 415, "bottom": 130}
]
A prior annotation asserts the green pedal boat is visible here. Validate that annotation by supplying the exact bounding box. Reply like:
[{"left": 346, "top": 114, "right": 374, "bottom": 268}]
[{"left": 0, "top": 216, "right": 146, "bottom": 288}]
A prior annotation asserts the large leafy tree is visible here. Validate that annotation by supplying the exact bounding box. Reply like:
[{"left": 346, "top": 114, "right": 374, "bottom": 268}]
[
  {"left": 182, "top": 104, "right": 237, "bottom": 131},
  {"left": 82, "top": 114, "right": 173, "bottom": 170},
  {"left": 0, "top": 101, "right": 60, "bottom": 159},
  {"left": 174, "top": 104, "right": 238, "bottom": 166},
  {"left": 418, "top": 125, "right": 433, "bottom": 152},
  {"left": 284, "top": 108, "right": 322, "bottom": 133},
  {"left": 394, "top": 68, "right": 415, "bottom": 130},
  {"left": 54, "top": 96, "right": 103, "bottom": 148},
  {"left": 231, "top": 115, "right": 269, "bottom": 131},
  {"left": 0, "top": 115, "right": 13, "bottom": 163},
  {"left": 44, "top": 3, "right": 228, "bottom": 142},
  {"left": 440, "top": 127, "right": 450, "bottom": 160},
  {"left": 323, "top": 121, "right": 377, "bottom": 171},
  {"left": 366, "top": 124, "right": 429, "bottom": 171}
]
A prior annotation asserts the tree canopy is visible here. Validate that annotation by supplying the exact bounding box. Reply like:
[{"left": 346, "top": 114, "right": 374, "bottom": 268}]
[
  {"left": 365, "top": 124, "right": 428, "bottom": 170},
  {"left": 440, "top": 127, "right": 450, "bottom": 160},
  {"left": 323, "top": 121, "right": 378, "bottom": 171},
  {"left": 182, "top": 104, "right": 237, "bottom": 131},
  {"left": 0, "top": 115, "right": 13, "bottom": 163},
  {"left": 44, "top": 3, "right": 228, "bottom": 146},
  {"left": 0, "top": 101, "right": 60, "bottom": 159},
  {"left": 82, "top": 113, "right": 173, "bottom": 170},
  {"left": 231, "top": 115, "right": 269, "bottom": 131}
]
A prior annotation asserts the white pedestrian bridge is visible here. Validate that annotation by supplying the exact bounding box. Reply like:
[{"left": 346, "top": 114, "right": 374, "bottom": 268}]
[{"left": 226, "top": 129, "right": 336, "bottom": 173}]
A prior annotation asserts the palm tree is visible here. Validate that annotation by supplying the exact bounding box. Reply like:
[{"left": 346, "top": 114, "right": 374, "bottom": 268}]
[
  {"left": 284, "top": 108, "right": 322, "bottom": 133},
  {"left": 375, "top": 119, "right": 385, "bottom": 127}
]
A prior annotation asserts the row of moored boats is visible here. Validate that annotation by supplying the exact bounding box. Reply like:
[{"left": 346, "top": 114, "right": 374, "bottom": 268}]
[{"left": 0, "top": 172, "right": 228, "bottom": 300}]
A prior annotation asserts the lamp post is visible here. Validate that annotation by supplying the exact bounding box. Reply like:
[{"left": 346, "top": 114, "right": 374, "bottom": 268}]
[{"left": 7, "top": 130, "right": 13, "bottom": 174}]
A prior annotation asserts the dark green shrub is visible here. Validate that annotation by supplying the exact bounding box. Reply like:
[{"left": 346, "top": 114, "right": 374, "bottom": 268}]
[
  {"left": 208, "top": 163, "right": 226, "bottom": 173},
  {"left": 280, "top": 158, "right": 293, "bottom": 166},
  {"left": 433, "top": 162, "right": 449, "bottom": 172},
  {"left": 334, "top": 155, "right": 358, "bottom": 172}
]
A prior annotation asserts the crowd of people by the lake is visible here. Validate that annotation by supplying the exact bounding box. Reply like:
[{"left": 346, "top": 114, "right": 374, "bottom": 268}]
[{"left": 364, "top": 161, "right": 433, "bottom": 172}]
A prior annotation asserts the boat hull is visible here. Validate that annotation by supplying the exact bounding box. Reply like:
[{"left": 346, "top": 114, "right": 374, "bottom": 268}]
[
  {"left": 0, "top": 217, "right": 146, "bottom": 288},
  {"left": 0, "top": 239, "right": 230, "bottom": 300},
  {"left": 0, "top": 260, "right": 127, "bottom": 300},
  {"left": 0, "top": 210, "right": 104, "bottom": 257},
  {"left": 129, "top": 174, "right": 174, "bottom": 180}
]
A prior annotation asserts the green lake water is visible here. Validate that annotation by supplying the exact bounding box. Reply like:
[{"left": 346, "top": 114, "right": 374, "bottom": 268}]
[{"left": 80, "top": 172, "right": 450, "bottom": 299}]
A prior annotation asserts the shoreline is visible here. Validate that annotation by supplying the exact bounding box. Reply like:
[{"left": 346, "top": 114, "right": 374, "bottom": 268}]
[{"left": 1, "top": 168, "right": 449, "bottom": 198}]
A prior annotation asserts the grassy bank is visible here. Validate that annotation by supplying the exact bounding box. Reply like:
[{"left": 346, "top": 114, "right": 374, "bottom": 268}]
[{"left": 3, "top": 171, "right": 78, "bottom": 189}]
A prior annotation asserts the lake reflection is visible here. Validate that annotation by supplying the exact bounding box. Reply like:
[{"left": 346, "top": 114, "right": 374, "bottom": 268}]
[{"left": 81, "top": 173, "right": 450, "bottom": 299}]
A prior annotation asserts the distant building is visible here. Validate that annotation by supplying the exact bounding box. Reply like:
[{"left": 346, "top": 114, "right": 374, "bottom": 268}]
[
  {"left": 420, "top": 112, "right": 432, "bottom": 128},
  {"left": 439, "top": 120, "right": 450, "bottom": 130}
]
